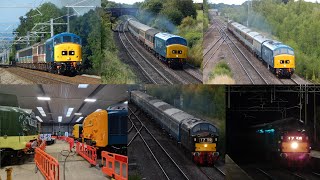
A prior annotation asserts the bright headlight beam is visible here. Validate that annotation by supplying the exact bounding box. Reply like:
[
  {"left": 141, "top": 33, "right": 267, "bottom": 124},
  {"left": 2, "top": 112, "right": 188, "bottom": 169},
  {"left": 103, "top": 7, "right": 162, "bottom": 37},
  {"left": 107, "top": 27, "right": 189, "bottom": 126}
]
[{"left": 291, "top": 142, "right": 298, "bottom": 149}]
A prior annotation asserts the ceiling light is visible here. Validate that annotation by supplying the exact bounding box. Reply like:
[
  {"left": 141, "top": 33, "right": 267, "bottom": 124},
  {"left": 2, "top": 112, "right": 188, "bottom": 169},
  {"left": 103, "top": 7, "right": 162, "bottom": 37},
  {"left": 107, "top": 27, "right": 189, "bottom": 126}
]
[
  {"left": 66, "top": 108, "right": 74, "bottom": 117},
  {"left": 95, "top": 109, "right": 102, "bottom": 112},
  {"left": 58, "top": 116, "right": 62, "bottom": 122},
  {"left": 37, "top": 97, "right": 51, "bottom": 101},
  {"left": 36, "top": 116, "right": 43, "bottom": 122},
  {"left": 76, "top": 117, "right": 83, "bottom": 122},
  {"left": 74, "top": 113, "right": 82, "bottom": 116},
  {"left": 78, "top": 84, "right": 89, "bottom": 88},
  {"left": 84, "top": 98, "right": 96, "bottom": 102},
  {"left": 36, "top": 107, "right": 46, "bottom": 117}
]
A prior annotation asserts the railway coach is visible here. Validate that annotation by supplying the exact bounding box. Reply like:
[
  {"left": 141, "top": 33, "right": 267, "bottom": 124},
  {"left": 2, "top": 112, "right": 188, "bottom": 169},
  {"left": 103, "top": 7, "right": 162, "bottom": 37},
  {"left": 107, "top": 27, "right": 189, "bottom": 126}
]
[
  {"left": 227, "top": 21, "right": 295, "bottom": 78},
  {"left": 130, "top": 90, "right": 219, "bottom": 165}
]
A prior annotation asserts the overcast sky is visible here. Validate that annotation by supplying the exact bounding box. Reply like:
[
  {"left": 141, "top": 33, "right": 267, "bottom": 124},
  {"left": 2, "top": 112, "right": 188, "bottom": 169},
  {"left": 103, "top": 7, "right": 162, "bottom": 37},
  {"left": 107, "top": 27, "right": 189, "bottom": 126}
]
[
  {"left": 0, "top": 0, "right": 99, "bottom": 24},
  {"left": 210, "top": 0, "right": 318, "bottom": 5}
]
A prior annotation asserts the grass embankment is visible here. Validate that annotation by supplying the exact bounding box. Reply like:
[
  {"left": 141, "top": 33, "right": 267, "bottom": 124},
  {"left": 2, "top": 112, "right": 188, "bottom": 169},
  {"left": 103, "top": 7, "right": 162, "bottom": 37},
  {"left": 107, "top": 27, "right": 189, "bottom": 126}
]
[
  {"left": 178, "top": 10, "right": 204, "bottom": 67},
  {"left": 208, "top": 61, "right": 235, "bottom": 84},
  {"left": 100, "top": 12, "right": 136, "bottom": 84}
]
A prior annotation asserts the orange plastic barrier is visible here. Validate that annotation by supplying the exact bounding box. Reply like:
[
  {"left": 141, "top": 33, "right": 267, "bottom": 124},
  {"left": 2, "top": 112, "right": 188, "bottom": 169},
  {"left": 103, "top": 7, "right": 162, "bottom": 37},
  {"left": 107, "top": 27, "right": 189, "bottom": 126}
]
[
  {"left": 101, "top": 151, "right": 128, "bottom": 180},
  {"left": 76, "top": 142, "right": 97, "bottom": 166},
  {"left": 34, "top": 148, "right": 59, "bottom": 180},
  {"left": 39, "top": 140, "right": 46, "bottom": 151},
  {"left": 65, "top": 137, "right": 74, "bottom": 151}
]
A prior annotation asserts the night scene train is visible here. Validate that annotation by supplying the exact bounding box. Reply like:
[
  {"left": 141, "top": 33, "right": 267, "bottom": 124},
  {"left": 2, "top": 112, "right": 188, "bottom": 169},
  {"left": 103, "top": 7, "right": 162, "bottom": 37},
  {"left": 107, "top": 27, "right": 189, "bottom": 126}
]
[{"left": 252, "top": 118, "right": 310, "bottom": 167}]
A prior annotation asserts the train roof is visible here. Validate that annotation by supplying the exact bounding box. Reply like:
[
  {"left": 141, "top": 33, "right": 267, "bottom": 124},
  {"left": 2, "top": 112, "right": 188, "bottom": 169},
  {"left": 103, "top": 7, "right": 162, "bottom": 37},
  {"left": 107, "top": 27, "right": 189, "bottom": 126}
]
[
  {"left": 46, "top": 32, "right": 80, "bottom": 42},
  {"left": 253, "top": 34, "right": 270, "bottom": 44},
  {"left": 0, "top": 105, "right": 31, "bottom": 114},
  {"left": 247, "top": 31, "right": 260, "bottom": 38},
  {"left": 146, "top": 28, "right": 160, "bottom": 36},
  {"left": 131, "top": 91, "right": 217, "bottom": 131},
  {"left": 128, "top": 19, "right": 153, "bottom": 32},
  {"left": 155, "top": 32, "right": 184, "bottom": 41},
  {"left": 262, "top": 40, "right": 293, "bottom": 51}
]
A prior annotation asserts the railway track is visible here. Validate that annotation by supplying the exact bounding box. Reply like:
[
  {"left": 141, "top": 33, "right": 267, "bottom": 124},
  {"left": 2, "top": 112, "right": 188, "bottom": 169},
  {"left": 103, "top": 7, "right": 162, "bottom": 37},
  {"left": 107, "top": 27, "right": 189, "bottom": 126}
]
[
  {"left": 5, "top": 67, "right": 100, "bottom": 84},
  {"left": 6, "top": 67, "right": 75, "bottom": 84},
  {"left": 213, "top": 18, "right": 269, "bottom": 84},
  {"left": 254, "top": 166, "right": 320, "bottom": 180},
  {"left": 279, "top": 78, "right": 298, "bottom": 85},
  {"left": 118, "top": 23, "right": 173, "bottom": 84},
  {"left": 128, "top": 107, "right": 190, "bottom": 180},
  {"left": 199, "top": 165, "right": 225, "bottom": 180}
]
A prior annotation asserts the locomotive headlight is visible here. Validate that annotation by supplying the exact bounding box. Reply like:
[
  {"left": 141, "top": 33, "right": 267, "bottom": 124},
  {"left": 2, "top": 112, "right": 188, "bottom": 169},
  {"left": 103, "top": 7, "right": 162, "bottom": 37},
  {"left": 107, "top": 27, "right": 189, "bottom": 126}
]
[
  {"left": 291, "top": 142, "right": 298, "bottom": 149},
  {"left": 194, "top": 138, "right": 197, "bottom": 142},
  {"left": 204, "top": 144, "right": 208, "bottom": 148}
]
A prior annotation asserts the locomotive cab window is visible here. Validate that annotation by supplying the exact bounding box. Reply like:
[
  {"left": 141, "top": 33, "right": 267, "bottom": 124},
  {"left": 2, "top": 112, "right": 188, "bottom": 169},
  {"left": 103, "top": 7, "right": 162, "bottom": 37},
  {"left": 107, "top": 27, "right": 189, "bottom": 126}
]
[
  {"left": 178, "top": 50, "right": 182, "bottom": 54},
  {"left": 54, "top": 38, "right": 61, "bottom": 45},
  {"left": 73, "top": 37, "right": 80, "bottom": 44},
  {"left": 280, "top": 60, "right": 284, "bottom": 64},
  {"left": 172, "top": 50, "right": 177, "bottom": 54},
  {"left": 63, "top": 36, "right": 72, "bottom": 42},
  {"left": 62, "top": 51, "right": 68, "bottom": 55},
  {"left": 285, "top": 60, "right": 290, "bottom": 64}
]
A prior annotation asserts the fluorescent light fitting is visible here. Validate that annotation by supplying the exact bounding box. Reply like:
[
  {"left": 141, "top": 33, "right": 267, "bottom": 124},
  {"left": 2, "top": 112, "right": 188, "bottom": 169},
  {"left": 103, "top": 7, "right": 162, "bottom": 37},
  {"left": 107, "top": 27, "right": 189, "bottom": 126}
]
[
  {"left": 78, "top": 84, "right": 89, "bottom": 88},
  {"left": 58, "top": 116, "right": 62, "bottom": 122},
  {"left": 95, "top": 109, "right": 102, "bottom": 112},
  {"left": 37, "top": 97, "right": 51, "bottom": 101},
  {"left": 66, "top": 107, "right": 74, "bottom": 117},
  {"left": 74, "top": 113, "right": 82, "bottom": 116},
  {"left": 76, "top": 117, "right": 83, "bottom": 122},
  {"left": 36, "top": 116, "right": 43, "bottom": 122},
  {"left": 84, "top": 98, "right": 96, "bottom": 102},
  {"left": 36, "top": 107, "right": 46, "bottom": 117}
]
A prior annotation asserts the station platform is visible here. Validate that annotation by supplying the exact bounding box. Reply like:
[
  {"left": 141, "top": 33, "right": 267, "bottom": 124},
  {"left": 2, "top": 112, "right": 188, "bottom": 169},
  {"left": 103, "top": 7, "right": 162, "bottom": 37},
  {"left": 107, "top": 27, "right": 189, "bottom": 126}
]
[
  {"left": 0, "top": 140, "right": 110, "bottom": 180},
  {"left": 311, "top": 150, "right": 320, "bottom": 159},
  {"left": 311, "top": 150, "right": 320, "bottom": 171},
  {"left": 225, "top": 154, "right": 253, "bottom": 180}
]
